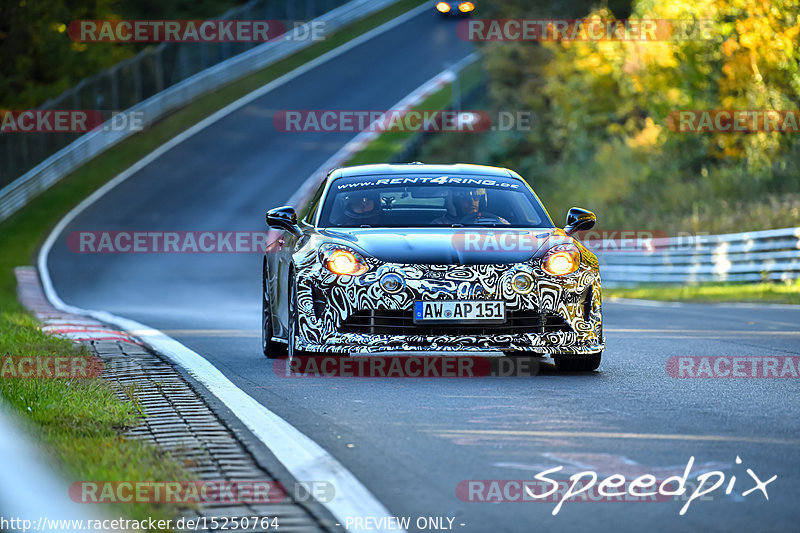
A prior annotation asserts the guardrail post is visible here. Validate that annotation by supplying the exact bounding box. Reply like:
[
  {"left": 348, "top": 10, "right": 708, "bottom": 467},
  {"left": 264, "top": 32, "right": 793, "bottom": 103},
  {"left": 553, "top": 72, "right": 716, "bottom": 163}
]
[
  {"left": 155, "top": 47, "right": 165, "bottom": 93},
  {"left": 111, "top": 66, "right": 119, "bottom": 110},
  {"left": 134, "top": 59, "right": 143, "bottom": 103},
  {"left": 451, "top": 65, "right": 461, "bottom": 111},
  {"left": 2, "top": 137, "right": 14, "bottom": 183}
]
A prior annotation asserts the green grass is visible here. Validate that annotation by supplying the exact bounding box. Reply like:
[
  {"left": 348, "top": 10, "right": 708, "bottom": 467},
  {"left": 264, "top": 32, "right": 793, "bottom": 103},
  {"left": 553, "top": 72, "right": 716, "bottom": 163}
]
[
  {"left": 0, "top": 0, "right": 426, "bottom": 522},
  {"left": 0, "top": 311, "right": 190, "bottom": 522},
  {"left": 605, "top": 280, "right": 800, "bottom": 305}
]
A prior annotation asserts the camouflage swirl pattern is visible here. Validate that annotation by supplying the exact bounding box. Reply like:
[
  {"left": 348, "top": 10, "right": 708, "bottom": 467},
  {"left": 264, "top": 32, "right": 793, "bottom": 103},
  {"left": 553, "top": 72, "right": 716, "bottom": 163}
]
[{"left": 292, "top": 247, "right": 603, "bottom": 355}]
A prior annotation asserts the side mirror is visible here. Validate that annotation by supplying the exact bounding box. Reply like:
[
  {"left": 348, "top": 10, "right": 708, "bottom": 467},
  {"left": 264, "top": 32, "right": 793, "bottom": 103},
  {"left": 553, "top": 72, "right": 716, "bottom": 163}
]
[
  {"left": 266, "top": 206, "right": 302, "bottom": 236},
  {"left": 564, "top": 207, "right": 596, "bottom": 235}
]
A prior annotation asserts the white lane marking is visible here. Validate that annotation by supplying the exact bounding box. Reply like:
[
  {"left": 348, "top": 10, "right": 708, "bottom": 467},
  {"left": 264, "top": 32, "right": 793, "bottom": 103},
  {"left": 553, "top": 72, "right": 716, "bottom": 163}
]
[
  {"left": 428, "top": 429, "right": 798, "bottom": 445},
  {"left": 153, "top": 329, "right": 261, "bottom": 337},
  {"left": 36, "top": 6, "right": 438, "bottom": 532}
]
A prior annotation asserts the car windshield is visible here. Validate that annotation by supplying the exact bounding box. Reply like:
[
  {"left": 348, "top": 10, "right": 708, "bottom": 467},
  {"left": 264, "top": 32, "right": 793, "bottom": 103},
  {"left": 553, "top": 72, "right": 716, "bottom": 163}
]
[{"left": 317, "top": 174, "right": 552, "bottom": 228}]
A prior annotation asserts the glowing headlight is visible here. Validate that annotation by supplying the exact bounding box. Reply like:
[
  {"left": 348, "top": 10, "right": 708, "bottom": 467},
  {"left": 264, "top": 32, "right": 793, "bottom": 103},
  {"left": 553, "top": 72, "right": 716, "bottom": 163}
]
[
  {"left": 511, "top": 272, "right": 535, "bottom": 294},
  {"left": 436, "top": 2, "right": 451, "bottom": 13},
  {"left": 320, "top": 245, "right": 369, "bottom": 276},
  {"left": 542, "top": 244, "right": 581, "bottom": 276},
  {"left": 379, "top": 272, "right": 405, "bottom": 294},
  {"left": 459, "top": 2, "right": 475, "bottom": 12}
]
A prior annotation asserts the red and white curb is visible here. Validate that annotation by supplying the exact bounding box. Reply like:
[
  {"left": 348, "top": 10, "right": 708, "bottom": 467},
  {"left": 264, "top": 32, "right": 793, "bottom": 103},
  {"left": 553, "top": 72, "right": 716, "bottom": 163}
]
[{"left": 15, "top": 266, "right": 142, "bottom": 345}]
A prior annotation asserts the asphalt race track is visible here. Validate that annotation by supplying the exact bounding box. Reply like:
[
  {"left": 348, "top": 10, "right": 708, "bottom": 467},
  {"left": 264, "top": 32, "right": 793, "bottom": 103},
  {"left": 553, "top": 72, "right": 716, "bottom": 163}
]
[{"left": 47, "top": 9, "right": 800, "bottom": 533}]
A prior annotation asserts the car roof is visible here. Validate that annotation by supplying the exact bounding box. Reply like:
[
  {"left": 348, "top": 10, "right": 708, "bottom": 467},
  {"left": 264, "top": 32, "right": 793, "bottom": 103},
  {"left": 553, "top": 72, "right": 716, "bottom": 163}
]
[{"left": 334, "top": 163, "right": 517, "bottom": 179}]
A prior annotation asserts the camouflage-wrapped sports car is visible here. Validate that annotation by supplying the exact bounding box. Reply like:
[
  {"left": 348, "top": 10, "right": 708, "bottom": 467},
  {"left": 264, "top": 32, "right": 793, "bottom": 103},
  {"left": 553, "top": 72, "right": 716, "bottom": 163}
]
[{"left": 263, "top": 163, "right": 604, "bottom": 371}]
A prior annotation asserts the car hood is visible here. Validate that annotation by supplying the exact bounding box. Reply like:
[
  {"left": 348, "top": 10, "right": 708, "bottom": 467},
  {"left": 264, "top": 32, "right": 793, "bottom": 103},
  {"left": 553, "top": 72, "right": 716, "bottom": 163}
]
[{"left": 317, "top": 227, "right": 559, "bottom": 265}]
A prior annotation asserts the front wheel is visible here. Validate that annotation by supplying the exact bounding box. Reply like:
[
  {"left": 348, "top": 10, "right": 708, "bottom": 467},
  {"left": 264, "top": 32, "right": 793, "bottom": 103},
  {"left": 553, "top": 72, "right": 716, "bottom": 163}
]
[
  {"left": 553, "top": 352, "right": 602, "bottom": 372},
  {"left": 262, "top": 273, "right": 286, "bottom": 359},
  {"left": 287, "top": 273, "right": 312, "bottom": 359}
]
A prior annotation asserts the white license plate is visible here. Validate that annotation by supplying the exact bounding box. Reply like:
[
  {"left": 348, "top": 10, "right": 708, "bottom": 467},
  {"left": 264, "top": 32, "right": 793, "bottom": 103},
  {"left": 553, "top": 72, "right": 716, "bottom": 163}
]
[{"left": 414, "top": 301, "right": 505, "bottom": 322}]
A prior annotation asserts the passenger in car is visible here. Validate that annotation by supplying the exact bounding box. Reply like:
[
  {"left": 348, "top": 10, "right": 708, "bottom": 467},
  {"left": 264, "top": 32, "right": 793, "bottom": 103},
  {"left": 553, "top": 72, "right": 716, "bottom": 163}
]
[{"left": 431, "top": 188, "right": 509, "bottom": 225}]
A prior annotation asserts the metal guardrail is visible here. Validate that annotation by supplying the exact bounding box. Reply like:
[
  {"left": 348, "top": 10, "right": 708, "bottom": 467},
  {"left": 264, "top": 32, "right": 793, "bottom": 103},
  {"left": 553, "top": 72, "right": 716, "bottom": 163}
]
[
  {"left": 598, "top": 227, "right": 800, "bottom": 287},
  {"left": 0, "top": 0, "right": 351, "bottom": 190},
  {"left": 0, "top": 0, "right": 403, "bottom": 223}
]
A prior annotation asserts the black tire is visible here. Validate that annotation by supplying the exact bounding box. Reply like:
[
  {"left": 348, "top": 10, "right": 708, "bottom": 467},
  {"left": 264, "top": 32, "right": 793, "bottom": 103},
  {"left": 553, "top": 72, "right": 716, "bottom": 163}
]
[
  {"left": 553, "top": 352, "right": 602, "bottom": 372},
  {"left": 287, "top": 272, "right": 312, "bottom": 359},
  {"left": 262, "top": 267, "right": 286, "bottom": 359}
]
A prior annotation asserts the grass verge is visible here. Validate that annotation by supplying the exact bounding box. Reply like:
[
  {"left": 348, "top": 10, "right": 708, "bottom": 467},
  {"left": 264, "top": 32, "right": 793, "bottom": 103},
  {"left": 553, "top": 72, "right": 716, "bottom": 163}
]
[
  {"left": 0, "top": 312, "right": 190, "bottom": 522},
  {"left": 605, "top": 280, "right": 800, "bottom": 305},
  {"left": 0, "top": 0, "right": 425, "bottom": 521}
]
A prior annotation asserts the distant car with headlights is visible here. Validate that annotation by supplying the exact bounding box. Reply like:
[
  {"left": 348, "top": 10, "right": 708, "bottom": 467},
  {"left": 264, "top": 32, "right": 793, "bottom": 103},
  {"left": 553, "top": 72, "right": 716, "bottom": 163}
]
[
  {"left": 262, "top": 163, "right": 604, "bottom": 371},
  {"left": 436, "top": 1, "right": 475, "bottom": 16}
]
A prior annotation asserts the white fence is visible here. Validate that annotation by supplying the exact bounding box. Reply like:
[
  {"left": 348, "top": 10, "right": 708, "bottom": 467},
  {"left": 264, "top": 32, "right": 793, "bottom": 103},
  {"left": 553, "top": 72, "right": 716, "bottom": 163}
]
[
  {"left": 0, "top": 0, "right": 402, "bottom": 223},
  {"left": 598, "top": 227, "right": 800, "bottom": 287}
]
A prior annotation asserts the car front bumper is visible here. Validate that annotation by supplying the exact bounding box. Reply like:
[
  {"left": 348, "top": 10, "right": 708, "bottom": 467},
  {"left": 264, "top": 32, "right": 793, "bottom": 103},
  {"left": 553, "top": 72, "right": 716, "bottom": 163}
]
[{"left": 293, "top": 260, "right": 603, "bottom": 355}]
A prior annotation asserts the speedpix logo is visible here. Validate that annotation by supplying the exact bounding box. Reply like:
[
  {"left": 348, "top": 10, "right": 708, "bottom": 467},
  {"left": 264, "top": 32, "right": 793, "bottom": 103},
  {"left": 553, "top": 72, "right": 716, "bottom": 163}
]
[{"left": 458, "top": 456, "right": 776, "bottom": 516}]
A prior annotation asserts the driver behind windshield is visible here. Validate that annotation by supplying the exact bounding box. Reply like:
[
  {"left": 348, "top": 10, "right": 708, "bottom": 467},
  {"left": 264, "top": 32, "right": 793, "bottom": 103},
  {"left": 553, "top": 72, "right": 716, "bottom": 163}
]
[
  {"left": 431, "top": 188, "right": 509, "bottom": 225},
  {"left": 331, "top": 191, "right": 383, "bottom": 226}
]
